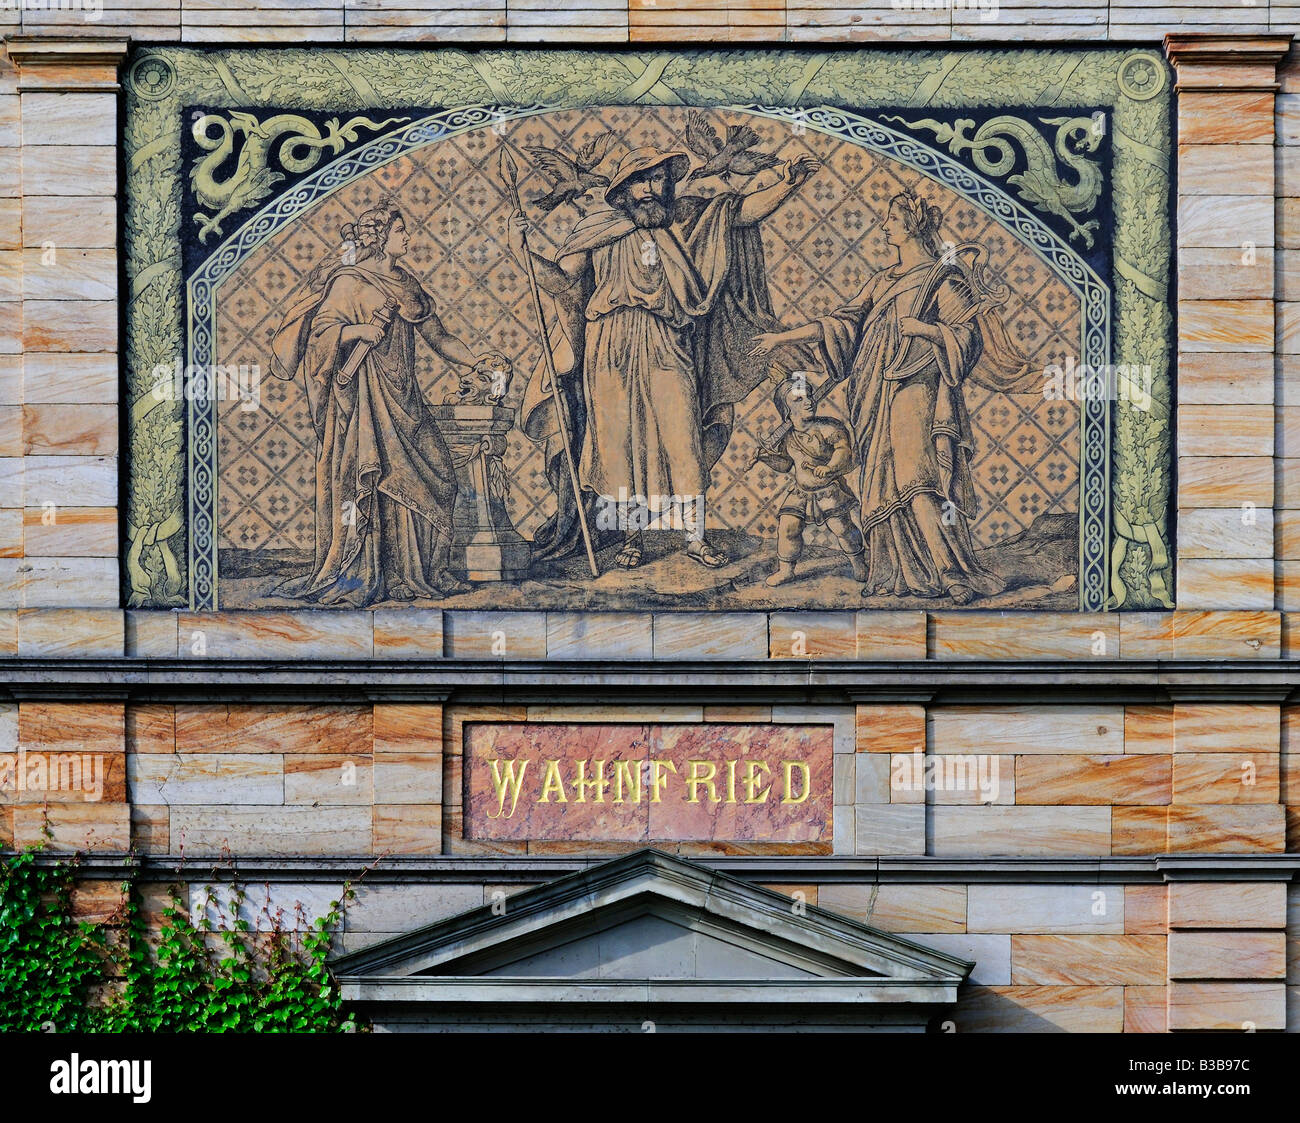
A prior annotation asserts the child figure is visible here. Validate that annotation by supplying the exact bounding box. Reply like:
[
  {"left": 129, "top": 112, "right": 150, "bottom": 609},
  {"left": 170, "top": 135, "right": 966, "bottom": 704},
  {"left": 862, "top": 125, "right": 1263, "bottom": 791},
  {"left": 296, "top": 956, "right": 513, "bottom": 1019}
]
[{"left": 754, "top": 374, "right": 868, "bottom": 587}]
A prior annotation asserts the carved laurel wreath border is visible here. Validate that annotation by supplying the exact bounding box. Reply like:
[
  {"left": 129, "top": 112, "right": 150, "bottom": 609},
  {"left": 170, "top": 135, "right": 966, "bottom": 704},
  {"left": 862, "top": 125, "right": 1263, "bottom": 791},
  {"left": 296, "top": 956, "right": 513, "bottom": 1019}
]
[{"left": 122, "top": 46, "right": 1173, "bottom": 612}]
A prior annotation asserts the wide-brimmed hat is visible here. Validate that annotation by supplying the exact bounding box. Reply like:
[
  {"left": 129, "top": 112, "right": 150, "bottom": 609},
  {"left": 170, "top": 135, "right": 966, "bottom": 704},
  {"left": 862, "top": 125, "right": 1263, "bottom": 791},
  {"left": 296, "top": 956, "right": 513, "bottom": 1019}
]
[{"left": 605, "top": 147, "right": 692, "bottom": 198}]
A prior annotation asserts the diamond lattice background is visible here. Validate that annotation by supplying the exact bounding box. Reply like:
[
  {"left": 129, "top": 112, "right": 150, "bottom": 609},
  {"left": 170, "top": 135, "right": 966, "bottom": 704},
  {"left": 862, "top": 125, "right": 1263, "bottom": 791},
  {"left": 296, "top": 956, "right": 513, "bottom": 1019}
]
[{"left": 212, "top": 107, "right": 1081, "bottom": 559}]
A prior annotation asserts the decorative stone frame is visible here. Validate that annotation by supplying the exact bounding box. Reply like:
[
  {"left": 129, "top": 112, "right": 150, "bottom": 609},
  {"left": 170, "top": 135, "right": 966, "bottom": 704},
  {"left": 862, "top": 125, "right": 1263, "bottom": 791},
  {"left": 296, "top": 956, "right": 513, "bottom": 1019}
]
[{"left": 120, "top": 45, "right": 1174, "bottom": 616}]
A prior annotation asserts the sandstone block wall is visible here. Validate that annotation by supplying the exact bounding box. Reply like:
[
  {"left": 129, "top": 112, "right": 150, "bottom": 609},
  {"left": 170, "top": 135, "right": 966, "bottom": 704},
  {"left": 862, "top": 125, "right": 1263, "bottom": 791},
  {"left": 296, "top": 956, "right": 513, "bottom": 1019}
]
[{"left": 2, "top": 5, "right": 1299, "bottom": 1033}]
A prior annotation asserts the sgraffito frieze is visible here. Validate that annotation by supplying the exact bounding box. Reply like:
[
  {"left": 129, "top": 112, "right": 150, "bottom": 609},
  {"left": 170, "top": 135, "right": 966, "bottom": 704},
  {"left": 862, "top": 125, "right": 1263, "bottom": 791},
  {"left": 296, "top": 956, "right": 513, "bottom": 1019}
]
[{"left": 123, "top": 47, "right": 1173, "bottom": 613}]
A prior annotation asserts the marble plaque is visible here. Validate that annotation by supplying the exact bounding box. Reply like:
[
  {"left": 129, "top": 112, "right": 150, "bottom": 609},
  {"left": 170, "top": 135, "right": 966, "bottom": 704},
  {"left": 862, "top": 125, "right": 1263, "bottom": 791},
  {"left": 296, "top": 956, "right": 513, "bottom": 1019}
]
[{"left": 464, "top": 723, "right": 833, "bottom": 843}]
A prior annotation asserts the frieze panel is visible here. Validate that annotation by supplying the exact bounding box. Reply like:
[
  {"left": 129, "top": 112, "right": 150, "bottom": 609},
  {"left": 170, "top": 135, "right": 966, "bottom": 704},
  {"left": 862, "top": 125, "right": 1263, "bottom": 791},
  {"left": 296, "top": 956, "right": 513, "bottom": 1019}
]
[{"left": 123, "top": 47, "right": 1173, "bottom": 614}]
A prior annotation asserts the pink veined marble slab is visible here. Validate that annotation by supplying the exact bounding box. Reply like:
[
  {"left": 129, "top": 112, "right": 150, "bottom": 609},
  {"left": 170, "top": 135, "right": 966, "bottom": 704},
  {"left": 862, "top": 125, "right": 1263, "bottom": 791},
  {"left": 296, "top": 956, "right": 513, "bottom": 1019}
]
[{"left": 464, "top": 722, "right": 833, "bottom": 843}]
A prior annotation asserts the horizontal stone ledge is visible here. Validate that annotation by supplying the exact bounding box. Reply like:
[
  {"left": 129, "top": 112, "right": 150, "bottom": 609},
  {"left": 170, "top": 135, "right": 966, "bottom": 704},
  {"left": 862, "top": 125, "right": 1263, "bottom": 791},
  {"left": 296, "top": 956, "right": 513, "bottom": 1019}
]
[
  {"left": 15, "top": 851, "right": 1300, "bottom": 886},
  {"left": 338, "top": 979, "right": 961, "bottom": 1009},
  {"left": 1, "top": 658, "right": 1298, "bottom": 701}
]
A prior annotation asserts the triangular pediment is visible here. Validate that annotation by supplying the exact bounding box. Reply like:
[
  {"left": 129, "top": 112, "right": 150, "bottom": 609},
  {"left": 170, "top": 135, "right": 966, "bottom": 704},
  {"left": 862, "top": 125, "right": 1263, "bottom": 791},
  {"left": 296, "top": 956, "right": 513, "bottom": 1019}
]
[{"left": 334, "top": 851, "right": 972, "bottom": 1028}]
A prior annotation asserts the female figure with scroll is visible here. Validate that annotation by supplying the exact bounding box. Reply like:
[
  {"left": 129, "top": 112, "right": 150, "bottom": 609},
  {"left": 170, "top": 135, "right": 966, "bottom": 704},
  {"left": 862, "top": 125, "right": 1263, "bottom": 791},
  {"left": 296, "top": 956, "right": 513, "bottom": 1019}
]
[{"left": 271, "top": 200, "right": 510, "bottom": 605}]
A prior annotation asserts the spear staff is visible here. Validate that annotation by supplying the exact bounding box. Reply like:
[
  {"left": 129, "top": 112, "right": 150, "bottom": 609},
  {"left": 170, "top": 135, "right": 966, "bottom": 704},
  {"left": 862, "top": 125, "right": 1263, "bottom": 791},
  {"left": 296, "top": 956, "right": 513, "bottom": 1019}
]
[{"left": 497, "top": 145, "right": 599, "bottom": 579}]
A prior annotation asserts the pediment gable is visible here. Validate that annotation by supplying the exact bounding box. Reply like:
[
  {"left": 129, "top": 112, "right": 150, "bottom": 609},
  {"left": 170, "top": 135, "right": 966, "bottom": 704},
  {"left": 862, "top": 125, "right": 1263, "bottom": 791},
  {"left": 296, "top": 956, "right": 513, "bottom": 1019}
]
[{"left": 334, "top": 850, "right": 972, "bottom": 992}]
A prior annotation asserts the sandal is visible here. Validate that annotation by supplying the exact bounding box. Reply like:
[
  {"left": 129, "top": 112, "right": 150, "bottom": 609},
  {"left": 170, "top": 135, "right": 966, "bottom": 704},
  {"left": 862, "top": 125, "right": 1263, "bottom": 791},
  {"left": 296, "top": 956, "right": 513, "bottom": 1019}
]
[
  {"left": 615, "top": 543, "right": 643, "bottom": 569},
  {"left": 686, "top": 541, "right": 728, "bottom": 569},
  {"left": 433, "top": 570, "right": 470, "bottom": 596}
]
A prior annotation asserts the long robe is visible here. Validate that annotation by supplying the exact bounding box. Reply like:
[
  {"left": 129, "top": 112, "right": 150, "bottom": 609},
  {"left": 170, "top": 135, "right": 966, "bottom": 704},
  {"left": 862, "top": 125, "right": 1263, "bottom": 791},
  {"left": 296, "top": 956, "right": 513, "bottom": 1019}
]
[
  {"left": 818, "top": 259, "right": 1029, "bottom": 599},
  {"left": 571, "top": 205, "right": 714, "bottom": 503},
  {"left": 519, "top": 193, "right": 805, "bottom": 562},
  {"left": 269, "top": 263, "right": 458, "bottom": 606}
]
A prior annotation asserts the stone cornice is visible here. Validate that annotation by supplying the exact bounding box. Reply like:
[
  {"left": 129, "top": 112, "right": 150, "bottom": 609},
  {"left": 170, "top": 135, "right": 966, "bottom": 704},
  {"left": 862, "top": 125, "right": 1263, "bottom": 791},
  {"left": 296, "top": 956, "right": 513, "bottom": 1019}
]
[
  {"left": 1164, "top": 32, "right": 1293, "bottom": 91},
  {"left": 3, "top": 35, "right": 130, "bottom": 92},
  {"left": 18, "top": 852, "right": 1300, "bottom": 885},
  {"left": 0, "top": 656, "right": 1296, "bottom": 704}
]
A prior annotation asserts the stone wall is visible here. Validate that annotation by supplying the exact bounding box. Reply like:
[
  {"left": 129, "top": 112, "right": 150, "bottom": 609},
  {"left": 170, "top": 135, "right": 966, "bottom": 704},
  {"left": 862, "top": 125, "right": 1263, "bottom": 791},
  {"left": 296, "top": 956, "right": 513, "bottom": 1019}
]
[
  {"left": 3, "top": 698, "right": 1293, "bottom": 858},
  {"left": 1, "top": 0, "right": 1299, "bottom": 43},
  {"left": 3, "top": 695, "right": 1296, "bottom": 1030},
  {"left": 2, "top": 6, "right": 1299, "bottom": 1033}
]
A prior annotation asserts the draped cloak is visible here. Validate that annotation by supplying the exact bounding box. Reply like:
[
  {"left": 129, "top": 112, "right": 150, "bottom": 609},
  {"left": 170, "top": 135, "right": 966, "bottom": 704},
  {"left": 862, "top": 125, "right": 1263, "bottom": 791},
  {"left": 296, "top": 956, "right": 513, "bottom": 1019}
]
[
  {"left": 817, "top": 258, "right": 1036, "bottom": 599},
  {"left": 519, "top": 192, "right": 806, "bottom": 562},
  {"left": 269, "top": 263, "right": 458, "bottom": 606}
]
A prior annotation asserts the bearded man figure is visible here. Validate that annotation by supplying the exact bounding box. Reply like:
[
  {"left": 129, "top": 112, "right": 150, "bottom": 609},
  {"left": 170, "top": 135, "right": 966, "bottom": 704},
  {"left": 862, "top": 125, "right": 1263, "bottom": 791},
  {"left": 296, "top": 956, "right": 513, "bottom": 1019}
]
[{"left": 511, "top": 143, "right": 820, "bottom": 571}]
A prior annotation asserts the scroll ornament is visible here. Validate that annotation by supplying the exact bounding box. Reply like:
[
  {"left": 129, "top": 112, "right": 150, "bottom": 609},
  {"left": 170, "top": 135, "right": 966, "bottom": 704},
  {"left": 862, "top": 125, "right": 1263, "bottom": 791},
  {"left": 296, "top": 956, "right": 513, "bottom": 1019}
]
[
  {"left": 883, "top": 114, "right": 1104, "bottom": 248},
  {"left": 189, "top": 111, "right": 409, "bottom": 242},
  {"left": 126, "top": 513, "right": 186, "bottom": 607}
]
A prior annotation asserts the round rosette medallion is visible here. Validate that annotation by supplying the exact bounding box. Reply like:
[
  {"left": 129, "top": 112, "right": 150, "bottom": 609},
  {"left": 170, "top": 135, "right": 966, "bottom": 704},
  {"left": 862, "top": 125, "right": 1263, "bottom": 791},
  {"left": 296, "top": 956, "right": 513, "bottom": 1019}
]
[
  {"left": 128, "top": 55, "right": 177, "bottom": 102},
  {"left": 1118, "top": 52, "right": 1166, "bottom": 102}
]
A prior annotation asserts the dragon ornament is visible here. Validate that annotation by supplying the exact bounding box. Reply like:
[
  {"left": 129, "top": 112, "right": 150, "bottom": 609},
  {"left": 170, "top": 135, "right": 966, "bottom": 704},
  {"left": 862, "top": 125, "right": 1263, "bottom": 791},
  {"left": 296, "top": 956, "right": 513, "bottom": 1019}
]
[
  {"left": 189, "top": 111, "right": 409, "bottom": 242},
  {"left": 884, "top": 113, "right": 1105, "bottom": 247}
]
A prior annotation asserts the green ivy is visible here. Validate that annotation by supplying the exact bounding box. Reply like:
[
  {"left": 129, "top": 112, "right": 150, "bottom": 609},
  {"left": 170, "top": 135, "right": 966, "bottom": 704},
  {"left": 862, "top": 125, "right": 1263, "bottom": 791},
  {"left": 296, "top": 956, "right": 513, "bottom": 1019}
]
[
  {"left": 0, "top": 848, "right": 106, "bottom": 1032},
  {"left": 0, "top": 846, "right": 361, "bottom": 1033}
]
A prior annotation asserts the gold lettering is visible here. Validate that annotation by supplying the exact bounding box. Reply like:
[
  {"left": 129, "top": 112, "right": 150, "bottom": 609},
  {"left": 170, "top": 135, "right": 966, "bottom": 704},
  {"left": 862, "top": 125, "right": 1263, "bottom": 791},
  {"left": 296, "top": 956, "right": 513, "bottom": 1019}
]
[
  {"left": 487, "top": 758, "right": 530, "bottom": 819},
  {"left": 538, "top": 759, "right": 568, "bottom": 803},
  {"left": 613, "top": 759, "right": 641, "bottom": 804},
  {"left": 572, "top": 759, "right": 609, "bottom": 803},
  {"left": 649, "top": 759, "right": 677, "bottom": 803},
  {"left": 782, "top": 760, "right": 811, "bottom": 804},
  {"left": 726, "top": 759, "right": 737, "bottom": 804},
  {"left": 743, "top": 761, "right": 771, "bottom": 804},
  {"left": 686, "top": 760, "right": 718, "bottom": 804}
]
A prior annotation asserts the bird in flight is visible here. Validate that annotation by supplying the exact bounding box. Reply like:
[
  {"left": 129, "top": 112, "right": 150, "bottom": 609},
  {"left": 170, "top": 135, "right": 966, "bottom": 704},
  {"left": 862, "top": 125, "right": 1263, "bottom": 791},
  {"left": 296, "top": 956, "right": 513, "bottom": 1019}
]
[
  {"left": 523, "top": 132, "right": 615, "bottom": 213},
  {"left": 682, "top": 111, "right": 780, "bottom": 185}
]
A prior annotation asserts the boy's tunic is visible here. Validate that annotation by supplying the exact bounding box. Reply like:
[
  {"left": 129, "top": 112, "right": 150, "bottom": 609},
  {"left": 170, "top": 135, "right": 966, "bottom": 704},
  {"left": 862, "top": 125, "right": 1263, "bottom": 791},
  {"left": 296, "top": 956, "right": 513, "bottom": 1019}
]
[{"left": 774, "top": 419, "right": 857, "bottom": 526}]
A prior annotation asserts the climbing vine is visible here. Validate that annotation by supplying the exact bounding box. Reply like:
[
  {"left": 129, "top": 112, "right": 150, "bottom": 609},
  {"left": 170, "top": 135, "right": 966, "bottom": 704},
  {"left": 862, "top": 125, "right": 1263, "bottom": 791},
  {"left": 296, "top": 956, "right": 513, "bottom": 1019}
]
[{"left": 0, "top": 846, "right": 361, "bottom": 1033}]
